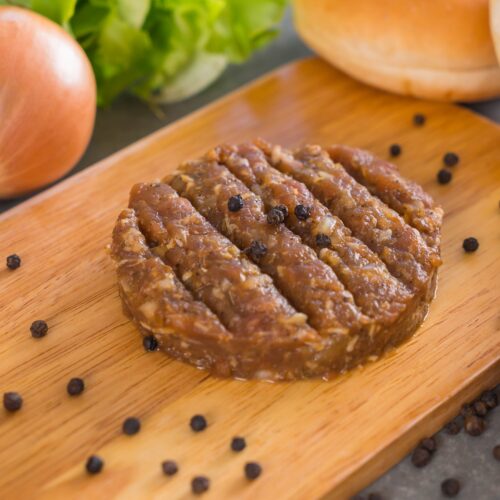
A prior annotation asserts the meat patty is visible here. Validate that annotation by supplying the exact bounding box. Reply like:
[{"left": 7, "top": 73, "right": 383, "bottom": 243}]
[
  {"left": 213, "top": 143, "right": 412, "bottom": 326},
  {"left": 169, "top": 159, "right": 368, "bottom": 339},
  {"left": 258, "top": 139, "right": 441, "bottom": 293},
  {"left": 327, "top": 145, "right": 443, "bottom": 249},
  {"left": 110, "top": 140, "right": 442, "bottom": 380},
  {"left": 128, "top": 183, "right": 319, "bottom": 345}
]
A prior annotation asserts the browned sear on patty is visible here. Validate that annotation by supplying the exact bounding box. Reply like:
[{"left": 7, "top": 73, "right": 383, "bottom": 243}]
[
  {"left": 213, "top": 142, "right": 413, "bottom": 327},
  {"left": 170, "top": 159, "right": 368, "bottom": 339},
  {"left": 110, "top": 139, "right": 442, "bottom": 380}
]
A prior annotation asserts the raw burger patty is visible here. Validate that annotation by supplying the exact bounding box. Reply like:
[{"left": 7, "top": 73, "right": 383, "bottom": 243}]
[{"left": 110, "top": 140, "right": 442, "bottom": 380}]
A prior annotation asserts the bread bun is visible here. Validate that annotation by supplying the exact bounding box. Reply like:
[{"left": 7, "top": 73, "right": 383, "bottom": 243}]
[{"left": 293, "top": 0, "right": 500, "bottom": 102}]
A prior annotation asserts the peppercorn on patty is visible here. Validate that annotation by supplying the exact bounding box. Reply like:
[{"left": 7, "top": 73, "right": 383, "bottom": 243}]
[
  {"left": 213, "top": 143, "right": 413, "bottom": 326},
  {"left": 169, "top": 159, "right": 369, "bottom": 339},
  {"left": 128, "top": 183, "right": 319, "bottom": 345},
  {"left": 257, "top": 139, "right": 440, "bottom": 293},
  {"left": 111, "top": 140, "right": 442, "bottom": 380}
]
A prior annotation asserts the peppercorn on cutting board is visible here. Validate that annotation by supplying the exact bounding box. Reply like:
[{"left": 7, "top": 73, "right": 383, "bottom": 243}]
[{"left": 0, "top": 58, "right": 499, "bottom": 500}]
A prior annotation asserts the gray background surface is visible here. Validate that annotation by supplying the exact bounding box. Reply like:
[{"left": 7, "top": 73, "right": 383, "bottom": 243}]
[{"left": 2, "top": 11, "right": 499, "bottom": 500}]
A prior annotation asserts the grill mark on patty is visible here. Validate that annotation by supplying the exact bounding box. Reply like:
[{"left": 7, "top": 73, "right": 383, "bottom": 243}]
[
  {"left": 327, "top": 145, "right": 443, "bottom": 251},
  {"left": 110, "top": 140, "right": 443, "bottom": 380},
  {"left": 169, "top": 160, "right": 371, "bottom": 338},
  {"left": 257, "top": 140, "right": 439, "bottom": 292},
  {"left": 128, "top": 182, "right": 321, "bottom": 346},
  {"left": 111, "top": 208, "right": 329, "bottom": 380},
  {"left": 111, "top": 208, "right": 232, "bottom": 344},
  {"left": 213, "top": 142, "right": 414, "bottom": 326}
]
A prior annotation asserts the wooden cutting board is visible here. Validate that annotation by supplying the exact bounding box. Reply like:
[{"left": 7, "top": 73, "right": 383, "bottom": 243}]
[{"left": 0, "top": 58, "right": 499, "bottom": 500}]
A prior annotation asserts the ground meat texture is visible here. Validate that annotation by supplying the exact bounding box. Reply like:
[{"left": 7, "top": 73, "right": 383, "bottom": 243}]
[
  {"left": 112, "top": 209, "right": 234, "bottom": 374},
  {"left": 111, "top": 140, "right": 442, "bottom": 380},
  {"left": 327, "top": 145, "right": 443, "bottom": 250},
  {"left": 214, "top": 143, "right": 413, "bottom": 328},
  {"left": 129, "top": 183, "right": 319, "bottom": 343},
  {"left": 169, "top": 160, "right": 368, "bottom": 339},
  {"left": 258, "top": 140, "right": 440, "bottom": 294},
  {"left": 112, "top": 209, "right": 231, "bottom": 347},
  {"left": 115, "top": 198, "right": 333, "bottom": 380}
]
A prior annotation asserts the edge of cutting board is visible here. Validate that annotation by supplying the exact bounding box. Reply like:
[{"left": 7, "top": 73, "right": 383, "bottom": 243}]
[{"left": 2, "top": 56, "right": 499, "bottom": 222}]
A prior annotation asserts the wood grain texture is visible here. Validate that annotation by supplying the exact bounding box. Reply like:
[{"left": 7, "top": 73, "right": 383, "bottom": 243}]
[{"left": 0, "top": 58, "right": 499, "bottom": 500}]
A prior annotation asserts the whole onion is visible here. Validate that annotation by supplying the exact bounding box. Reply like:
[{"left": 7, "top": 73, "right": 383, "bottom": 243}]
[{"left": 0, "top": 7, "right": 96, "bottom": 199}]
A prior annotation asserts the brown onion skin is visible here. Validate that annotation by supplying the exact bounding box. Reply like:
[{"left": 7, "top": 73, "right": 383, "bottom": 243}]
[{"left": 0, "top": 7, "right": 96, "bottom": 199}]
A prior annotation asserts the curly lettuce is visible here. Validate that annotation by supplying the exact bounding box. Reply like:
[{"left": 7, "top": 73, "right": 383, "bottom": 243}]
[{"left": 2, "top": 0, "right": 287, "bottom": 105}]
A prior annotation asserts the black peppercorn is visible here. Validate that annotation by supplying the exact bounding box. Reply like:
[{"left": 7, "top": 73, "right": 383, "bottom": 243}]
[
  {"left": 3, "top": 392, "right": 23, "bottom": 412},
  {"left": 411, "top": 447, "right": 431, "bottom": 467},
  {"left": 316, "top": 233, "right": 331, "bottom": 248},
  {"left": 443, "top": 152, "right": 459, "bottom": 167},
  {"left": 437, "top": 169, "right": 452, "bottom": 184},
  {"left": 67, "top": 377, "right": 85, "bottom": 396},
  {"left": 413, "top": 113, "right": 426, "bottom": 126},
  {"left": 6, "top": 254, "right": 21, "bottom": 270},
  {"left": 86, "top": 455, "right": 104, "bottom": 474},
  {"left": 246, "top": 240, "right": 267, "bottom": 261},
  {"left": 464, "top": 415, "right": 486, "bottom": 436},
  {"left": 191, "top": 476, "right": 210, "bottom": 494},
  {"left": 441, "top": 478, "right": 460, "bottom": 497},
  {"left": 143, "top": 335, "right": 158, "bottom": 351},
  {"left": 445, "top": 418, "right": 462, "bottom": 435},
  {"left": 275, "top": 204, "right": 289, "bottom": 219},
  {"left": 460, "top": 403, "right": 475, "bottom": 418},
  {"left": 190, "top": 414, "right": 207, "bottom": 432},
  {"left": 231, "top": 436, "right": 246, "bottom": 452},
  {"left": 420, "top": 437, "right": 437, "bottom": 453},
  {"left": 480, "top": 390, "right": 498, "bottom": 410},
  {"left": 228, "top": 195, "right": 244, "bottom": 212},
  {"left": 472, "top": 400, "right": 488, "bottom": 417},
  {"left": 30, "top": 320, "right": 48, "bottom": 338},
  {"left": 123, "top": 417, "right": 141, "bottom": 435},
  {"left": 368, "top": 494, "right": 383, "bottom": 500},
  {"left": 267, "top": 207, "right": 286, "bottom": 225},
  {"left": 493, "top": 445, "right": 500, "bottom": 461},
  {"left": 294, "top": 204, "right": 311, "bottom": 220},
  {"left": 162, "top": 460, "right": 178, "bottom": 476},
  {"left": 244, "top": 461, "right": 262, "bottom": 480},
  {"left": 389, "top": 144, "right": 401, "bottom": 157},
  {"left": 462, "top": 237, "right": 479, "bottom": 253}
]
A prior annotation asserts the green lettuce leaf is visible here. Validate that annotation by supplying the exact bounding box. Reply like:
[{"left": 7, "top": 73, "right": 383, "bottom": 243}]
[
  {"left": 117, "top": 0, "right": 150, "bottom": 28},
  {"left": 1, "top": 0, "right": 288, "bottom": 105},
  {"left": 0, "top": 0, "right": 77, "bottom": 25},
  {"left": 31, "top": 0, "right": 77, "bottom": 24}
]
